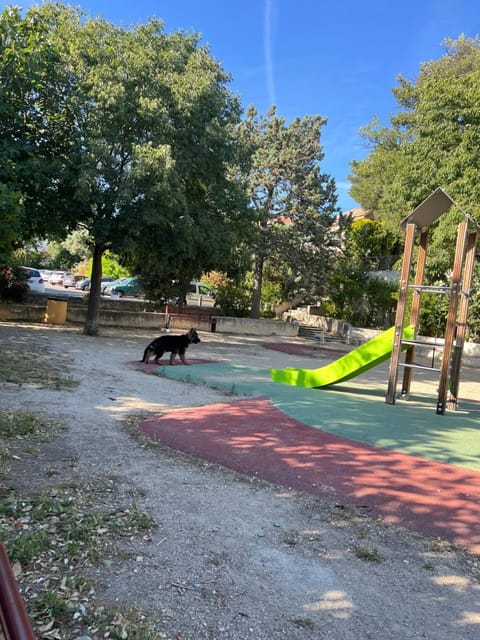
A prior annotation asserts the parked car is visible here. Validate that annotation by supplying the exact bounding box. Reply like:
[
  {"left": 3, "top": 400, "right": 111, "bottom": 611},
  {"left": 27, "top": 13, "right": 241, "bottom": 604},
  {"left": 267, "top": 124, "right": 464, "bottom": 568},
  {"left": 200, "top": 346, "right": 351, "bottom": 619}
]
[
  {"left": 19, "top": 266, "right": 45, "bottom": 293},
  {"left": 76, "top": 278, "right": 90, "bottom": 291},
  {"left": 76, "top": 276, "right": 115, "bottom": 292},
  {"left": 185, "top": 281, "right": 216, "bottom": 307},
  {"left": 105, "top": 277, "right": 142, "bottom": 297},
  {"left": 168, "top": 281, "right": 216, "bottom": 307},
  {"left": 40, "top": 269, "right": 53, "bottom": 282},
  {"left": 48, "top": 271, "right": 67, "bottom": 285},
  {"left": 63, "top": 273, "right": 82, "bottom": 288},
  {"left": 102, "top": 277, "right": 130, "bottom": 295}
]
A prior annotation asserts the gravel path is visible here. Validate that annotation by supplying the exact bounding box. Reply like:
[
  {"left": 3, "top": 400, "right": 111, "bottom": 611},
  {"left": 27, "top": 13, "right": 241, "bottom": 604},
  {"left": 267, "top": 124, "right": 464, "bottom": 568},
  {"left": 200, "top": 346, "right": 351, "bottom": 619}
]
[{"left": 1, "top": 321, "right": 479, "bottom": 640}]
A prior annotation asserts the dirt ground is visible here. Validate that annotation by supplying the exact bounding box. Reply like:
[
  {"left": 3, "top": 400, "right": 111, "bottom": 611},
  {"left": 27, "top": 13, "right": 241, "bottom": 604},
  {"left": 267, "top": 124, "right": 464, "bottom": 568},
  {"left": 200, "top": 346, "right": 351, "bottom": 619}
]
[{"left": 1, "top": 321, "right": 480, "bottom": 640}]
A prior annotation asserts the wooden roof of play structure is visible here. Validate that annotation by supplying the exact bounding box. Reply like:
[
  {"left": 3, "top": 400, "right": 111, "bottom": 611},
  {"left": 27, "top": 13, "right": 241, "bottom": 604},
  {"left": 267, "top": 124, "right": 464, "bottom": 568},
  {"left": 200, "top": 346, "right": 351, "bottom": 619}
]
[
  {"left": 400, "top": 187, "right": 456, "bottom": 230},
  {"left": 386, "top": 188, "right": 479, "bottom": 414}
]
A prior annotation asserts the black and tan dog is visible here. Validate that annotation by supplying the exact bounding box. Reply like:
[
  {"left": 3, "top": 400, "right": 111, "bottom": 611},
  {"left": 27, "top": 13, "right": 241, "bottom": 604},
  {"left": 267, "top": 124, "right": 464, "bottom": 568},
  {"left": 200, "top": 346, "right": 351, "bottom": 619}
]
[{"left": 141, "top": 328, "right": 201, "bottom": 365}]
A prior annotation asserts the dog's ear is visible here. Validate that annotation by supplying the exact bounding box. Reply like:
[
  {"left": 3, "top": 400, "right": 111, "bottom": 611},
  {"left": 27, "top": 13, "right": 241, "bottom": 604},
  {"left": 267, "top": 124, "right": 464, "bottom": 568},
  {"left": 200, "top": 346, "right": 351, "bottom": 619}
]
[{"left": 188, "top": 327, "right": 199, "bottom": 342}]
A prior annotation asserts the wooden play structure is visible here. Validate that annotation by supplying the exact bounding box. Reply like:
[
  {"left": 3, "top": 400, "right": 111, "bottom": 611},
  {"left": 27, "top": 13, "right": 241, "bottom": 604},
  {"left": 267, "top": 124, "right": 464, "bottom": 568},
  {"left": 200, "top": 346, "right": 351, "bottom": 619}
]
[{"left": 386, "top": 188, "right": 479, "bottom": 414}]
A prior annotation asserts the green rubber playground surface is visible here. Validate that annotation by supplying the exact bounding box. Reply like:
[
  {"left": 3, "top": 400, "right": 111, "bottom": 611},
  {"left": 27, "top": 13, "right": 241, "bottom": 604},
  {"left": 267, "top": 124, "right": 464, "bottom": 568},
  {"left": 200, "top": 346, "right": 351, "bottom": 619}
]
[{"left": 156, "top": 361, "right": 480, "bottom": 471}]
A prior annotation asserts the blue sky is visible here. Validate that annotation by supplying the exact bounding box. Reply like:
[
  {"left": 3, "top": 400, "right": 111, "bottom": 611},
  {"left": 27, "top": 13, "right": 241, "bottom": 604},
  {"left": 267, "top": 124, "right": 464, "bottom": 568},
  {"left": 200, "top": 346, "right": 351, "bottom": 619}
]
[{"left": 5, "top": 1, "right": 480, "bottom": 211}]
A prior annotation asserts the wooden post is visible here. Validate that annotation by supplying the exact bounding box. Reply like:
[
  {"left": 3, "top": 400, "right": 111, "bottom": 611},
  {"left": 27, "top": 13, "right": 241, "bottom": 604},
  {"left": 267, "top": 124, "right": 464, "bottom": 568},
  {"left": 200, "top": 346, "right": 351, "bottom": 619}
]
[
  {"left": 386, "top": 222, "right": 416, "bottom": 404},
  {"left": 447, "top": 229, "right": 478, "bottom": 408},
  {"left": 401, "top": 229, "right": 428, "bottom": 398},
  {"left": 436, "top": 221, "right": 468, "bottom": 414}
]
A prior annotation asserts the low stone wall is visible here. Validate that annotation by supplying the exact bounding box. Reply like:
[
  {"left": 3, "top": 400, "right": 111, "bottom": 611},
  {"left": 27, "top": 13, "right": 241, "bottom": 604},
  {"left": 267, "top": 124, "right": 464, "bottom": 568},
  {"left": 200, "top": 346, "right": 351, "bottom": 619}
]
[
  {"left": 0, "top": 300, "right": 299, "bottom": 337},
  {"left": 66, "top": 306, "right": 168, "bottom": 331},
  {"left": 283, "top": 306, "right": 351, "bottom": 338},
  {"left": 0, "top": 303, "right": 44, "bottom": 323},
  {"left": 213, "top": 316, "right": 299, "bottom": 337}
]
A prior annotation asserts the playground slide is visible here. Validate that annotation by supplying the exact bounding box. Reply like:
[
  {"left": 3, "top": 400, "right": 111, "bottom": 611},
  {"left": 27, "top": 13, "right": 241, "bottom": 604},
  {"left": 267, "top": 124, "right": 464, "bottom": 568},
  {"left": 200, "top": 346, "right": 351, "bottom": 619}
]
[{"left": 270, "top": 325, "right": 415, "bottom": 388}]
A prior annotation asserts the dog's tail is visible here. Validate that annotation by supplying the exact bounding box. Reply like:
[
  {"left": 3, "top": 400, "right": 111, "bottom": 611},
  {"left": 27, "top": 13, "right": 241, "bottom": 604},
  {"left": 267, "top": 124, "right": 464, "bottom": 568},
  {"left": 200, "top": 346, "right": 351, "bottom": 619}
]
[{"left": 140, "top": 345, "right": 151, "bottom": 363}]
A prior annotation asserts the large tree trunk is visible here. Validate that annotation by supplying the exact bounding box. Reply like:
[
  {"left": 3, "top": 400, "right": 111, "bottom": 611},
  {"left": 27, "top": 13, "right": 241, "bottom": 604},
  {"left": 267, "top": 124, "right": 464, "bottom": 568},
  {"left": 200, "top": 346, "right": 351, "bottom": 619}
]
[
  {"left": 250, "top": 252, "right": 264, "bottom": 319},
  {"left": 83, "top": 243, "right": 105, "bottom": 336}
]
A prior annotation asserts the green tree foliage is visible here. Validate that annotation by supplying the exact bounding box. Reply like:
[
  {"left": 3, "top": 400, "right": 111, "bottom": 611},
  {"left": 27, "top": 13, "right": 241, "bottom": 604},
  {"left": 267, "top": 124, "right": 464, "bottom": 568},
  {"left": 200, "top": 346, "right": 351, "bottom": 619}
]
[
  {"left": 350, "top": 35, "right": 480, "bottom": 244},
  {"left": 0, "top": 5, "right": 80, "bottom": 261},
  {"left": 41, "top": 242, "right": 76, "bottom": 270},
  {"left": 62, "top": 229, "right": 90, "bottom": 263},
  {"left": 236, "top": 106, "right": 340, "bottom": 318},
  {"left": 326, "top": 265, "right": 398, "bottom": 329},
  {"left": 325, "top": 219, "right": 399, "bottom": 328},
  {"left": 466, "top": 266, "right": 480, "bottom": 341},
  {"left": 72, "top": 251, "right": 129, "bottom": 279},
  {"left": 343, "top": 218, "right": 400, "bottom": 270},
  {"left": 61, "top": 7, "right": 243, "bottom": 332},
  {"left": 0, "top": 185, "right": 22, "bottom": 263},
  {"left": 202, "top": 271, "right": 252, "bottom": 317},
  {"left": 100, "top": 252, "right": 130, "bottom": 280},
  {"left": 122, "top": 41, "right": 246, "bottom": 304},
  {"left": 349, "top": 35, "right": 480, "bottom": 334},
  {"left": 1, "top": 3, "right": 244, "bottom": 333},
  {"left": 42, "top": 229, "right": 91, "bottom": 270}
]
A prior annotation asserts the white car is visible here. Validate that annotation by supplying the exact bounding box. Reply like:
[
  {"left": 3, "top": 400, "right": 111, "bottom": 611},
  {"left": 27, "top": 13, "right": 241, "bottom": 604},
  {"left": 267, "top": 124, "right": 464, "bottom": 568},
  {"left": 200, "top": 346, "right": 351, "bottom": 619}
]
[
  {"left": 185, "top": 281, "right": 216, "bottom": 307},
  {"left": 20, "top": 266, "right": 45, "bottom": 293},
  {"left": 40, "top": 269, "right": 53, "bottom": 281},
  {"left": 48, "top": 271, "right": 67, "bottom": 285},
  {"left": 168, "top": 281, "right": 216, "bottom": 307}
]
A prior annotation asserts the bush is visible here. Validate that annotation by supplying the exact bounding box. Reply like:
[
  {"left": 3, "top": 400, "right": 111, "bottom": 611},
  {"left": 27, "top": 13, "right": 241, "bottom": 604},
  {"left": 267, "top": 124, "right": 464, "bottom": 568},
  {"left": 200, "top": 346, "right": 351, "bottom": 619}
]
[
  {"left": 418, "top": 289, "right": 449, "bottom": 338},
  {"left": 0, "top": 266, "right": 29, "bottom": 302},
  {"left": 363, "top": 277, "right": 398, "bottom": 328},
  {"left": 467, "top": 288, "right": 480, "bottom": 342},
  {"left": 322, "top": 271, "right": 397, "bottom": 329},
  {"left": 202, "top": 272, "right": 251, "bottom": 317}
]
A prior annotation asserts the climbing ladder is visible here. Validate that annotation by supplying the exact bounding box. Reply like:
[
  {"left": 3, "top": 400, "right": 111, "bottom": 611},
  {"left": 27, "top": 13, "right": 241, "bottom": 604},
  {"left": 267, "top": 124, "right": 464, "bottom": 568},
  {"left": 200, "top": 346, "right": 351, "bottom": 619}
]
[{"left": 385, "top": 188, "right": 478, "bottom": 414}]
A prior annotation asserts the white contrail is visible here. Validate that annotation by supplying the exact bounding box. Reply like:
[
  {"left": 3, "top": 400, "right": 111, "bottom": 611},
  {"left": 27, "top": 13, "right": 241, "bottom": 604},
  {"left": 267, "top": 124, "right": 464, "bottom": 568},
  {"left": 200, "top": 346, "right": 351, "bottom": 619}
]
[{"left": 264, "top": 0, "right": 276, "bottom": 108}]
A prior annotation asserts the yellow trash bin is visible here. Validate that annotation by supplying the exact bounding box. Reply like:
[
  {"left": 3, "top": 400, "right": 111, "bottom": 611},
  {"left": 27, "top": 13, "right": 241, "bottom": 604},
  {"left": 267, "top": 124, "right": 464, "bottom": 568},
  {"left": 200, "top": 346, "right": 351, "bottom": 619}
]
[{"left": 44, "top": 298, "right": 68, "bottom": 324}]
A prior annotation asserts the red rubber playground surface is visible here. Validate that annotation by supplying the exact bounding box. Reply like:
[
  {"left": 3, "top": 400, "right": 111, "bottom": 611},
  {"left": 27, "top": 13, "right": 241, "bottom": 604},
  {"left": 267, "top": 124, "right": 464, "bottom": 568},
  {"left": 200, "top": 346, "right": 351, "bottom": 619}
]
[{"left": 136, "top": 343, "right": 480, "bottom": 553}]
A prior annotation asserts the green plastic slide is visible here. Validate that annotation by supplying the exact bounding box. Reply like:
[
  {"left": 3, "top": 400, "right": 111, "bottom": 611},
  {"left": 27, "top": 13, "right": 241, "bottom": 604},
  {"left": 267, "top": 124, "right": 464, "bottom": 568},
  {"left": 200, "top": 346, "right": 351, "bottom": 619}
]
[{"left": 270, "top": 325, "right": 415, "bottom": 388}]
